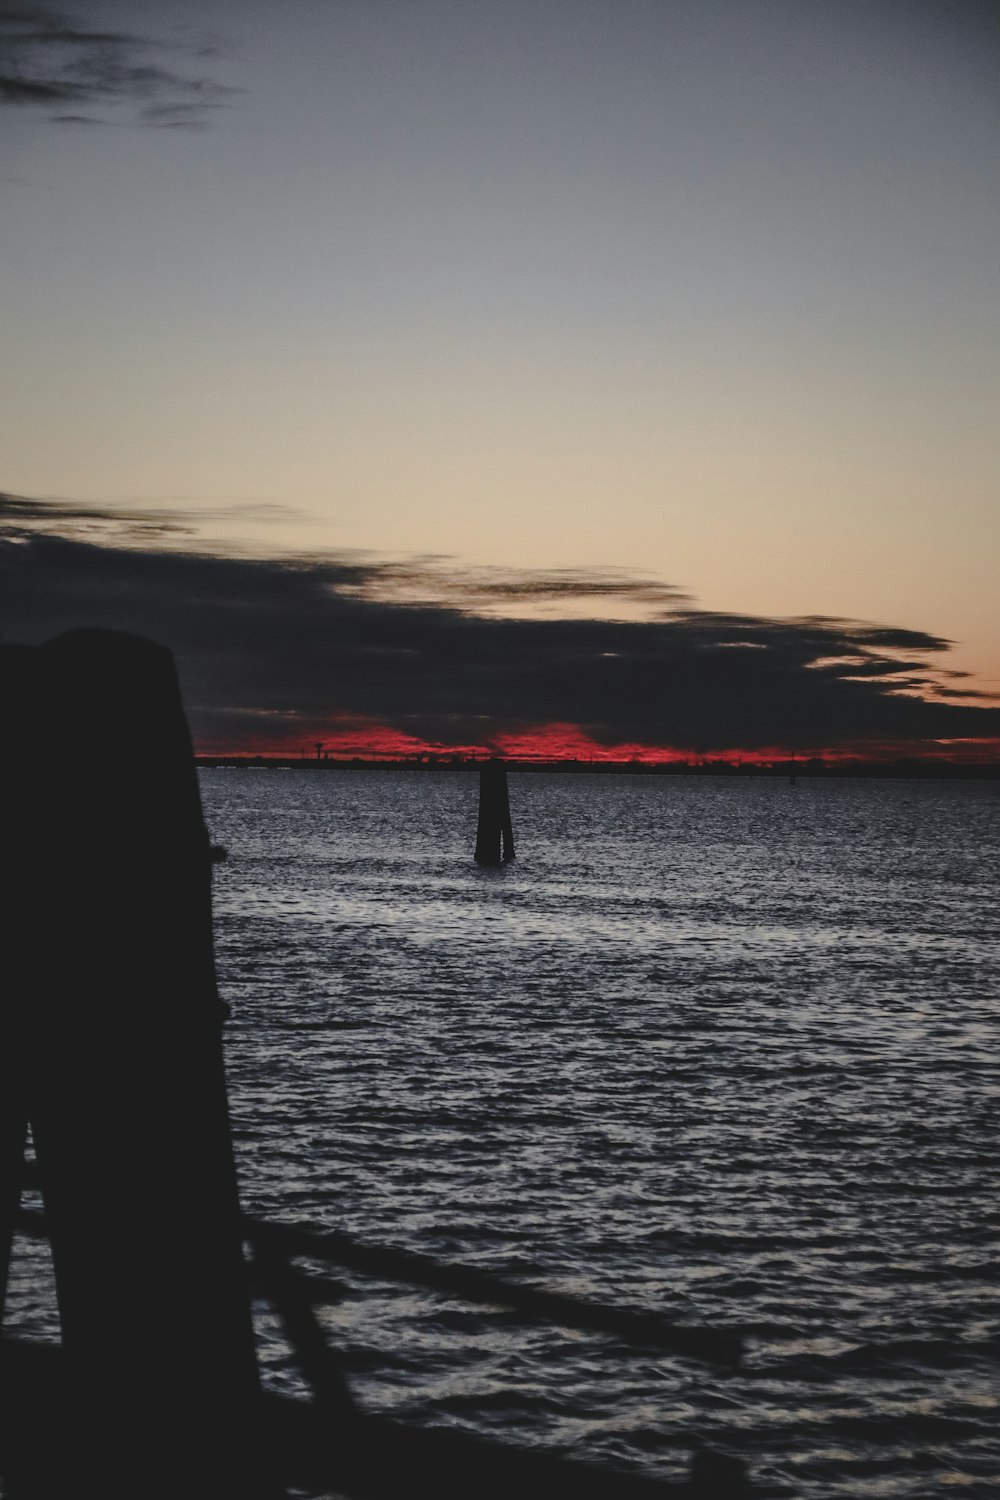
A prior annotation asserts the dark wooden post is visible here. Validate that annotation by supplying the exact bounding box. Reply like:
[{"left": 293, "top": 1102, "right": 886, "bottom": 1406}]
[
  {"left": 0, "top": 645, "right": 32, "bottom": 1344},
  {"left": 474, "top": 759, "right": 515, "bottom": 865},
  {"left": 1, "top": 631, "right": 275, "bottom": 1499}
]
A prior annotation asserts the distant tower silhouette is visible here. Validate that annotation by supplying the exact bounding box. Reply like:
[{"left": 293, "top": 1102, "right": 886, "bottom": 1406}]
[
  {"left": 474, "top": 759, "right": 515, "bottom": 865},
  {"left": 314, "top": 742, "right": 323, "bottom": 761}
]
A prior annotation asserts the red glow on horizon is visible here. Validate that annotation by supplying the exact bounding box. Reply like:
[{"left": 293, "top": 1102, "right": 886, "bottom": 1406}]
[{"left": 195, "top": 718, "right": 1000, "bottom": 766}]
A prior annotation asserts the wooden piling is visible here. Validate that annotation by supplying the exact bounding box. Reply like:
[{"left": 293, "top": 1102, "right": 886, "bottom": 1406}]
[
  {"left": 0, "top": 630, "right": 276, "bottom": 1499},
  {"left": 474, "top": 759, "right": 515, "bottom": 865}
]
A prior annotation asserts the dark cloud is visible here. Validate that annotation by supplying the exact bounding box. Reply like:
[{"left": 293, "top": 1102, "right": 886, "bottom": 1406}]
[
  {"left": 0, "top": 5, "right": 237, "bottom": 127},
  {"left": 2, "top": 492, "right": 998, "bottom": 757}
]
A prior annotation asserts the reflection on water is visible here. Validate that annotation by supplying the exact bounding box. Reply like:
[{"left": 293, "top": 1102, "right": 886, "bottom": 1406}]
[{"left": 8, "top": 772, "right": 1000, "bottom": 1496}]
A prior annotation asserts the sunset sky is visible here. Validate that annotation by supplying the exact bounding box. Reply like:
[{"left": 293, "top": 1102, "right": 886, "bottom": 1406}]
[{"left": 2, "top": 1, "right": 998, "bottom": 759}]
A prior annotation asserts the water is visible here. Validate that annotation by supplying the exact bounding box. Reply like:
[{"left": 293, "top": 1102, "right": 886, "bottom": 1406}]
[{"left": 8, "top": 771, "right": 1000, "bottom": 1495}]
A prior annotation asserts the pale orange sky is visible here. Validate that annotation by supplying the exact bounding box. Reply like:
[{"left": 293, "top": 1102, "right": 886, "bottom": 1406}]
[{"left": 2, "top": 0, "right": 998, "bottom": 692}]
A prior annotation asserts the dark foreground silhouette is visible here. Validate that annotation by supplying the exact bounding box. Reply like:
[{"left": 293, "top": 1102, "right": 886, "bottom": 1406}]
[
  {"left": 1, "top": 631, "right": 767, "bottom": 1498},
  {"left": 1, "top": 630, "right": 266, "bottom": 1499}
]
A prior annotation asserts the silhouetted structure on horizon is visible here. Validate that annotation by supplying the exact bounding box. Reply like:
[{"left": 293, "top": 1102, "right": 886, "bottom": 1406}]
[
  {"left": 474, "top": 759, "right": 515, "bottom": 865},
  {"left": 192, "top": 753, "right": 1000, "bottom": 780}
]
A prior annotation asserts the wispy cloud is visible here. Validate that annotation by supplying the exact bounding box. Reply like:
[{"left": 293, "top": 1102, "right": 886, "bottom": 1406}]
[
  {"left": 340, "top": 559, "right": 690, "bottom": 617},
  {"left": 0, "top": 5, "right": 238, "bottom": 128},
  {"left": 0, "top": 492, "right": 305, "bottom": 546},
  {"left": 2, "top": 492, "right": 998, "bottom": 758}
]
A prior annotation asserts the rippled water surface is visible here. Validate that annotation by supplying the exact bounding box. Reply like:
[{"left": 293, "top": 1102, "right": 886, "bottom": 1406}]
[
  {"left": 10, "top": 771, "right": 1000, "bottom": 1495},
  {"left": 201, "top": 769, "right": 1000, "bottom": 1497}
]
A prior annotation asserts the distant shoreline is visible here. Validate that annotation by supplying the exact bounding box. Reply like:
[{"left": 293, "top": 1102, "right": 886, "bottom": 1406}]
[{"left": 195, "top": 755, "right": 1000, "bottom": 780}]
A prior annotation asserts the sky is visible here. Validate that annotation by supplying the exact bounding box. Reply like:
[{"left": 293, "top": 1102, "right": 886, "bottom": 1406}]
[{"left": 2, "top": 0, "right": 998, "bottom": 759}]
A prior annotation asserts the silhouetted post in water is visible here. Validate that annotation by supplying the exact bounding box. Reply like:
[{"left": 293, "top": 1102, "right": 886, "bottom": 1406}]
[
  {"left": 0, "top": 631, "right": 275, "bottom": 1500},
  {"left": 474, "top": 758, "right": 515, "bottom": 865}
]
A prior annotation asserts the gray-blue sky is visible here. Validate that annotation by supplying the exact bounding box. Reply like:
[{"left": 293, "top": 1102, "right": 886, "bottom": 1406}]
[{"left": 2, "top": 0, "right": 997, "bottom": 696}]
